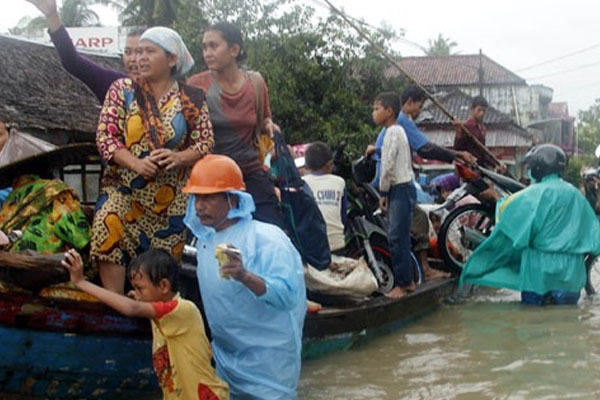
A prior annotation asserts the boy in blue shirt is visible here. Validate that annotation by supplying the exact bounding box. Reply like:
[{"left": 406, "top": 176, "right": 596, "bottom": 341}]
[{"left": 367, "top": 86, "right": 474, "bottom": 284}]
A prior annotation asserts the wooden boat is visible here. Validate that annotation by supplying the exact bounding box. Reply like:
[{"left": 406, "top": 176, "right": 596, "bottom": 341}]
[
  {"left": 302, "top": 277, "right": 455, "bottom": 359},
  {"left": 0, "top": 288, "right": 156, "bottom": 399},
  {"left": 0, "top": 276, "right": 454, "bottom": 399},
  {"left": 0, "top": 144, "right": 456, "bottom": 399}
]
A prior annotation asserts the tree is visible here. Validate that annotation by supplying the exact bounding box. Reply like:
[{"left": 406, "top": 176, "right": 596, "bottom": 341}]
[
  {"left": 104, "top": 0, "right": 189, "bottom": 26},
  {"left": 10, "top": 0, "right": 108, "bottom": 34},
  {"left": 577, "top": 98, "right": 600, "bottom": 156},
  {"left": 425, "top": 33, "right": 458, "bottom": 57}
]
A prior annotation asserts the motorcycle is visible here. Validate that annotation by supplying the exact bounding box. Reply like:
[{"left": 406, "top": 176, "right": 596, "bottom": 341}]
[
  {"left": 582, "top": 144, "right": 600, "bottom": 214},
  {"left": 332, "top": 142, "right": 422, "bottom": 293},
  {"left": 434, "top": 162, "right": 525, "bottom": 274},
  {"left": 582, "top": 144, "right": 600, "bottom": 295}
]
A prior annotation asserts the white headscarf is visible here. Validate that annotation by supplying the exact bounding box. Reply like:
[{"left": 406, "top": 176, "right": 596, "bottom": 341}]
[{"left": 139, "top": 27, "right": 195, "bottom": 77}]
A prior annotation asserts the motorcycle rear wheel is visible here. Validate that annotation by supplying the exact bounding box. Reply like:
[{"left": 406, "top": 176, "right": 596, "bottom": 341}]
[
  {"left": 438, "top": 203, "right": 495, "bottom": 274},
  {"left": 370, "top": 242, "right": 423, "bottom": 293},
  {"left": 370, "top": 243, "right": 395, "bottom": 293}
]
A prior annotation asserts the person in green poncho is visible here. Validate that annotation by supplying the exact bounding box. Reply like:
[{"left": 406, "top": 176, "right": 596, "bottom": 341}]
[{"left": 460, "top": 144, "right": 600, "bottom": 305}]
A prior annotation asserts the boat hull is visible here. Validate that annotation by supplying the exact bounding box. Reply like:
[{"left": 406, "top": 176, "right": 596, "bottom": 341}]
[
  {"left": 302, "top": 278, "right": 455, "bottom": 359},
  {"left": 0, "top": 326, "right": 156, "bottom": 399}
]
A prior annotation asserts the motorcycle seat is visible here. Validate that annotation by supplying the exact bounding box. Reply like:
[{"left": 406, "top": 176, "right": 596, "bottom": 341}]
[{"left": 480, "top": 167, "right": 525, "bottom": 193}]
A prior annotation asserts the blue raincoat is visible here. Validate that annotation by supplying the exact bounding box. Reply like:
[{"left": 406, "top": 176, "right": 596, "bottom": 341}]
[
  {"left": 460, "top": 175, "right": 600, "bottom": 295},
  {"left": 184, "top": 191, "right": 307, "bottom": 400}
]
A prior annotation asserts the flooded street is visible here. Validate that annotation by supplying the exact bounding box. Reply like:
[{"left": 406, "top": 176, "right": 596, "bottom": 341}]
[{"left": 299, "top": 271, "right": 600, "bottom": 399}]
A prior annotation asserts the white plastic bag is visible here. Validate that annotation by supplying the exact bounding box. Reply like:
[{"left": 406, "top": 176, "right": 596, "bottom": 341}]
[
  {"left": 304, "top": 255, "right": 378, "bottom": 298},
  {"left": 0, "top": 129, "right": 57, "bottom": 167}
]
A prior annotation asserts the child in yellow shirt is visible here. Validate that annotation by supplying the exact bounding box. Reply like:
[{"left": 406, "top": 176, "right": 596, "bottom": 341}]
[{"left": 62, "top": 248, "right": 229, "bottom": 400}]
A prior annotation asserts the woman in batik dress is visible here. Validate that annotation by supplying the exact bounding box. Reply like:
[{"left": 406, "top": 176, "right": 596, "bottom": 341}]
[{"left": 92, "top": 27, "right": 213, "bottom": 293}]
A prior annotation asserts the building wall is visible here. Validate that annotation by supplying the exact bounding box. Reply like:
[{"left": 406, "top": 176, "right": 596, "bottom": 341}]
[{"left": 458, "top": 85, "right": 552, "bottom": 129}]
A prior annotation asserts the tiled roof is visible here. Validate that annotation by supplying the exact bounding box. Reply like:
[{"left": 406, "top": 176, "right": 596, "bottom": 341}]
[
  {"left": 417, "top": 91, "right": 516, "bottom": 125},
  {"left": 386, "top": 54, "right": 526, "bottom": 86}
]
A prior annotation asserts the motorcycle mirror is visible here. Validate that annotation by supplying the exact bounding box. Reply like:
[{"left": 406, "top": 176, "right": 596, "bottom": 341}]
[{"left": 595, "top": 144, "right": 600, "bottom": 159}]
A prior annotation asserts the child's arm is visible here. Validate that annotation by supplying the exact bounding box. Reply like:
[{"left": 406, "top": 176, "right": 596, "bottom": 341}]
[{"left": 62, "top": 250, "right": 157, "bottom": 319}]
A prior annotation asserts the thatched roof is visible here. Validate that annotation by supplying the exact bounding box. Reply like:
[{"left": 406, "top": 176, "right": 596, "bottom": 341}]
[{"left": 0, "top": 34, "right": 123, "bottom": 137}]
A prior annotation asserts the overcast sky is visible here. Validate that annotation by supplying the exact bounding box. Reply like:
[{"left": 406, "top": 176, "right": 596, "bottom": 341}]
[{"left": 2, "top": 0, "right": 600, "bottom": 116}]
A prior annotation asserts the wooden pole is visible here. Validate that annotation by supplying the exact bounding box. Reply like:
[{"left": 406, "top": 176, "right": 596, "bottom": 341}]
[
  {"left": 0, "top": 251, "right": 65, "bottom": 270},
  {"left": 321, "top": 0, "right": 504, "bottom": 169}
]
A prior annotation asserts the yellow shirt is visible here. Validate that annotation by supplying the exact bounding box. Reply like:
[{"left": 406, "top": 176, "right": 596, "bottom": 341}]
[{"left": 151, "top": 294, "right": 229, "bottom": 400}]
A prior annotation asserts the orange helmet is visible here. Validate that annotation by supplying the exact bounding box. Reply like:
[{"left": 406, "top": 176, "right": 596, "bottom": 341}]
[{"left": 182, "top": 155, "right": 246, "bottom": 194}]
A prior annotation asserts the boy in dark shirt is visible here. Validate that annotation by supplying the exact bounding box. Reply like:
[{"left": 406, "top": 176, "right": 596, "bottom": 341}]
[{"left": 453, "top": 95, "right": 503, "bottom": 170}]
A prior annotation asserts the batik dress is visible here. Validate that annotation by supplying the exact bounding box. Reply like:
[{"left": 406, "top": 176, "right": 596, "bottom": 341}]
[
  {"left": 0, "top": 175, "right": 91, "bottom": 254},
  {"left": 92, "top": 78, "right": 213, "bottom": 266}
]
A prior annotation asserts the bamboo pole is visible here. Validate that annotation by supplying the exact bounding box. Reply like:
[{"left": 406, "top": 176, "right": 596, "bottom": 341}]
[{"left": 321, "top": 0, "right": 504, "bottom": 169}]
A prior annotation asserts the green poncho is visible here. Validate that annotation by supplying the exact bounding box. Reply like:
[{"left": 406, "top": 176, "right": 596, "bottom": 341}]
[{"left": 460, "top": 174, "right": 600, "bottom": 294}]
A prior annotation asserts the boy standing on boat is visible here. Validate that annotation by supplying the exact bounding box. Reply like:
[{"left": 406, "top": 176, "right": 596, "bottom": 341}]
[
  {"left": 375, "top": 92, "right": 416, "bottom": 299},
  {"left": 183, "top": 155, "right": 306, "bottom": 400},
  {"left": 62, "top": 249, "right": 230, "bottom": 400}
]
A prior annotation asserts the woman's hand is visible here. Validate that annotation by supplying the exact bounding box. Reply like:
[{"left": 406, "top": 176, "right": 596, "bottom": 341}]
[
  {"left": 26, "top": 0, "right": 62, "bottom": 32},
  {"left": 26, "top": 0, "right": 58, "bottom": 17},
  {"left": 61, "top": 249, "right": 85, "bottom": 286},
  {"left": 151, "top": 149, "right": 187, "bottom": 171},
  {"left": 263, "top": 118, "right": 280, "bottom": 139},
  {"left": 133, "top": 157, "right": 159, "bottom": 179}
]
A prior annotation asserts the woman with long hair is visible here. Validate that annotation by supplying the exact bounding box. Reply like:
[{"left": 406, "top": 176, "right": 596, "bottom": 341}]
[
  {"left": 93, "top": 27, "right": 213, "bottom": 293},
  {"left": 187, "top": 22, "right": 285, "bottom": 230}
]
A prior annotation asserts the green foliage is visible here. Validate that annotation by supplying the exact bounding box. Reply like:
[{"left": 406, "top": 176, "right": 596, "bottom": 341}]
[
  {"left": 10, "top": 0, "right": 104, "bottom": 34},
  {"left": 112, "top": 0, "right": 407, "bottom": 156},
  {"left": 9, "top": 16, "right": 48, "bottom": 35},
  {"left": 426, "top": 33, "right": 458, "bottom": 57},
  {"left": 61, "top": 0, "right": 102, "bottom": 26},
  {"left": 105, "top": 0, "right": 189, "bottom": 26},
  {"left": 564, "top": 155, "right": 595, "bottom": 188},
  {"left": 577, "top": 98, "right": 600, "bottom": 156}
]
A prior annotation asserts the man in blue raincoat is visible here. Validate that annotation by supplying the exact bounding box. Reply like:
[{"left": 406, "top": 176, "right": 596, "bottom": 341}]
[
  {"left": 461, "top": 144, "right": 600, "bottom": 305},
  {"left": 183, "top": 155, "right": 307, "bottom": 399}
]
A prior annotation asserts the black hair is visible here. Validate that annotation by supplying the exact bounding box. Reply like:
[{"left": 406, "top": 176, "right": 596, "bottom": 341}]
[
  {"left": 400, "top": 85, "right": 427, "bottom": 106},
  {"left": 471, "top": 95, "right": 488, "bottom": 109},
  {"left": 375, "top": 92, "right": 401, "bottom": 118},
  {"left": 127, "top": 249, "right": 179, "bottom": 292},
  {"left": 127, "top": 27, "right": 147, "bottom": 38},
  {"left": 305, "top": 141, "right": 333, "bottom": 171},
  {"left": 207, "top": 21, "right": 247, "bottom": 63}
]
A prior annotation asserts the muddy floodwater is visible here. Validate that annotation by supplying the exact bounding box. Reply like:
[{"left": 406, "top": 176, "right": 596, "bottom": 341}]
[
  {"left": 10, "top": 270, "right": 600, "bottom": 400},
  {"left": 298, "top": 273, "right": 600, "bottom": 400}
]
